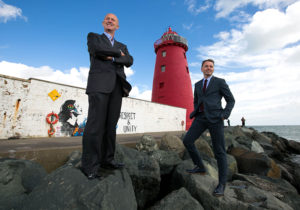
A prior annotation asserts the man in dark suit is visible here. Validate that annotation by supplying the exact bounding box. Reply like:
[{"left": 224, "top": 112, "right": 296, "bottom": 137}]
[
  {"left": 81, "top": 13, "right": 133, "bottom": 180},
  {"left": 183, "top": 59, "right": 235, "bottom": 196}
]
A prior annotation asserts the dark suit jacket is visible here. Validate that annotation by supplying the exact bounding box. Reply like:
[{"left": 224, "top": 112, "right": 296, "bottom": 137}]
[
  {"left": 190, "top": 76, "right": 235, "bottom": 123},
  {"left": 86, "top": 32, "right": 133, "bottom": 96}
]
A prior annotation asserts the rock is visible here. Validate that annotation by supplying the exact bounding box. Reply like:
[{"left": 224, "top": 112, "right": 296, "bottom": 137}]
[
  {"left": 115, "top": 144, "right": 161, "bottom": 209},
  {"left": 227, "top": 154, "right": 238, "bottom": 181},
  {"left": 65, "top": 150, "right": 82, "bottom": 168},
  {"left": 293, "top": 167, "right": 300, "bottom": 193},
  {"left": 149, "top": 187, "right": 204, "bottom": 210},
  {"left": 172, "top": 160, "right": 294, "bottom": 210},
  {"left": 195, "top": 137, "right": 214, "bottom": 158},
  {"left": 287, "top": 140, "right": 300, "bottom": 154},
  {"left": 251, "top": 141, "right": 264, "bottom": 153},
  {"left": 160, "top": 134, "right": 185, "bottom": 158},
  {"left": 0, "top": 158, "right": 47, "bottom": 209},
  {"left": 251, "top": 130, "right": 272, "bottom": 144},
  {"left": 136, "top": 135, "right": 159, "bottom": 154},
  {"left": 228, "top": 147, "right": 281, "bottom": 178},
  {"left": 233, "top": 173, "right": 300, "bottom": 210},
  {"left": 150, "top": 150, "right": 182, "bottom": 175},
  {"left": 21, "top": 166, "right": 137, "bottom": 210},
  {"left": 234, "top": 136, "right": 253, "bottom": 150},
  {"left": 229, "top": 179, "right": 294, "bottom": 210}
]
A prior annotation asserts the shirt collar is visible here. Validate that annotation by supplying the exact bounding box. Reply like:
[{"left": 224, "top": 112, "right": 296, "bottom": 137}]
[
  {"left": 203, "top": 75, "right": 212, "bottom": 82},
  {"left": 104, "top": 32, "right": 114, "bottom": 45}
]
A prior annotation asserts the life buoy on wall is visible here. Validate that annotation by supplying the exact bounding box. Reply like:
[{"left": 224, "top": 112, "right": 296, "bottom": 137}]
[
  {"left": 46, "top": 112, "right": 59, "bottom": 125},
  {"left": 46, "top": 112, "right": 59, "bottom": 136}
]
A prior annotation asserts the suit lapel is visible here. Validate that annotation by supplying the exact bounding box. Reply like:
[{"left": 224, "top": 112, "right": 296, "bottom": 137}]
[
  {"left": 101, "top": 33, "right": 113, "bottom": 47},
  {"left": 198, "top": 79, "right": 204, "bottom": 94},
  {"left": 205, "top": 76, "right": 215, "bottom": 93}
]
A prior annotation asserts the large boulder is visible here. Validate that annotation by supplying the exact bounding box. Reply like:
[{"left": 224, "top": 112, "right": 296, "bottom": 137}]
[
  {"left": 21, "top": 166, "right": 137, "bottom": 210},
  {"left": 195, "top": 137, "right": 214, "bottom": 158},
  {"left": 150, "top": 150, "right": 182, "bottom": 175},
  {"left": 233, "top": 173, "right": 300, "bottom": 210},
  {"left": 136, "top": 135, "right": 159, "bottom": 154},
  {"left": 115, "top": 144, "right": 161, "bottom": 209},
  {"left": 0, "top": 158, "right": 47, "bottom": 210},
  {"left": 171, "top": 160, "right": 294, "bottom": 210},
  {"left": 160, "top": 134, "right": 185, "bottom": 158},
  {"left": 287, "top": 140, "right": 300, "bottom": 154},
  {"left": 228, "top": 147, "right": 281, "bottom": 178},
  {"left": 149, "top": 187, "right": 204, "bottom": 210}
]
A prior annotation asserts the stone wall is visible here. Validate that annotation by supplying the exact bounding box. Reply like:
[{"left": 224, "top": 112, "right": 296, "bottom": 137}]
[{"left": 0, "top": 74, "right": 186, "bottom": 139}]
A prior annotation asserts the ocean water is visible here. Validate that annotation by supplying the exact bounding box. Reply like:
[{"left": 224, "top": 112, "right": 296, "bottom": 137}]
[{"left": 251, "top": 125, "right": 300, "bottom": 142}]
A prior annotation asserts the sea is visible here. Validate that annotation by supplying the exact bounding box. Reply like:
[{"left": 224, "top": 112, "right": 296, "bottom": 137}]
[{"left": 251, "top": 125, "right": 300, "bottom": 165}]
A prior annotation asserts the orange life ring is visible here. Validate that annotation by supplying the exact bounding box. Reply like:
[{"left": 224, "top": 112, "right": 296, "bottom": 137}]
[
  {"left": 48, "top": 127, "right": 56, "bottom": 136},
  {"left": 46, "top": 112, "right": 59, "bottom": 124}
]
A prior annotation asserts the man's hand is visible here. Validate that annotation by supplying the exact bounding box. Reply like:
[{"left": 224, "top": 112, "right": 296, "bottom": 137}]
[
  {"left": 120, "top": 50, "right": 125, "bottom": 56},
  {"left": 106, "top": 56, "right": 113, "bottom": 60}
]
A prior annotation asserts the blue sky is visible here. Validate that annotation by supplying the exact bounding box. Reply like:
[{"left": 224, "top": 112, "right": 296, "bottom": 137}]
[{"left": 1, "top": 0, "right": 300, "bottom": 125}]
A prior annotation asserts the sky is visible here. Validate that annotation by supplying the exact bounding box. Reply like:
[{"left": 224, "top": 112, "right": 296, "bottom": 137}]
[{"left": 1, "top": 0, "right": 300, "bottom": 126}]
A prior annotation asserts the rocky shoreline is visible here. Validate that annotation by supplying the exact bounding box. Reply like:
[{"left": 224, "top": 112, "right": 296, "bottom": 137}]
[{"left": 1, "top": 126, "right": 300, "bottom": 210}]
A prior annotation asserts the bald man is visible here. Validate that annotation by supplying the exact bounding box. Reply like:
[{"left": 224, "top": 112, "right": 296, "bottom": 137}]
[{"left": 81, "top": 13, "right": 133, "bottom": 179}]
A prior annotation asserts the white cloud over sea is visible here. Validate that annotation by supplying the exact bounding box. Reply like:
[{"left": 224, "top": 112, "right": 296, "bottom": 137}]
[{"left": 192, "top": 1, "right": 300, "bottom": 125}]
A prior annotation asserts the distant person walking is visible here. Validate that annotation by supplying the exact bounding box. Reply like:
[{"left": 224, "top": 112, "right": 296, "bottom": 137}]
[
  {"left": 81, "top": 13, "right": 133, "bottom": 180},
  {"left": 241, "top": 117, "right": 246, "bottom": 127},
  {"left": 182, "top": 59, "right": 235, "bottom": 197}
]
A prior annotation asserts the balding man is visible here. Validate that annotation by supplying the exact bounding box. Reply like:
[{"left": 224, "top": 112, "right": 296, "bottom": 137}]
[{"left": 81, "top": 13, "right": 133, "bottom": 179}]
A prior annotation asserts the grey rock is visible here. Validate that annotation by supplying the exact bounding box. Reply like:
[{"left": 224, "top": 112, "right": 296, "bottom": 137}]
[
  {"left": 149, "top": 187, "right": 204, "bottom": 210},
  {"left": 287, "top": 140, "right": 300, "bottom": 154},
  {"left": 150, "top": 150, "right": 182, "bottom": 175},
  {"left": 160, "top": 134, "right": 185, "bottom": 158},
  {"left": 0, "top": 158, "right": 47, "bottom": 209},
  {"left": 115, "top": 144, "right": 161, "bottom": 209},
  {"left": 251, "top": 140, "right": 264, "bottom": 153},
  {"left": 136, "top": 134, "right": 159, "bottom": 154},
  {"left": 172, "top": 160, "right": 294, "bottom": 210},
  {"left": 22, "top": 166, "right": 137, "bottom": 210}
]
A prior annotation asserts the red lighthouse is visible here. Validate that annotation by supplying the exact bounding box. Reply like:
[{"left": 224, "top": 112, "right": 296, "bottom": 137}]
[{"left": 151, "top": 27, "right": 193, "bottom": 130}]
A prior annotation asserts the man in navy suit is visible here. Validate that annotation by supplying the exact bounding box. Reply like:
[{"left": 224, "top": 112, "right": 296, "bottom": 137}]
[
  {"left": 183, "top": 59, "right": 235, "bottom": 196},
  {"left": 81, "top": 13, "right": 133, "bottom": 179}
]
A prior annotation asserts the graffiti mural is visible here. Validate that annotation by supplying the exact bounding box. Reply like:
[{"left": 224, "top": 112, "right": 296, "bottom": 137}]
[{"left": 58, "top": 100, "right": 86, "bottom": 136}]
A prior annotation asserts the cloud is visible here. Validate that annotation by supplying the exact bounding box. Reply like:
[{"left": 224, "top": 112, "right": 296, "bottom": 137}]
[
  {"left": 0, "top": 61, "right": 89, "bottom": 87},
  {"left": 214, "top": 0, "right": 298, "bottom": 18},
  {"left": 184, "top": 0, "right": 211, "bottom": 15},
  {"left": 197, "top": 2, "right": 300, "bottom": 66},
  {"left": 129, "top": 86, "right": 152, "bottom": 101},
  {"left": 124, "top": 66, "right": 134, "bottom": 77},
  {"left": 0, "top": 60, "right": 136, "bottom": 90},
  {"left": 182, "top": 23, "right": 194, "bottom": 30},
  {"left": 0, "top": 0, "right": 27, "bottom": 23},
  {"left": 191, "top": 2, "right": 300, "bottom": 125}
]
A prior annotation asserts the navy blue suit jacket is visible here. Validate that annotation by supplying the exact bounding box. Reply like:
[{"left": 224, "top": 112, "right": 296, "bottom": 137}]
[
  {"left": 86, "top": 32, "right": 133, "bottom": 96},
  {"left": 190, "top": 76, "right": 235, "bottom": 123}
]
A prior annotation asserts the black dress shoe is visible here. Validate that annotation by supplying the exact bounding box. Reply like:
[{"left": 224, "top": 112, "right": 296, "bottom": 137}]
[
  {"left": 213, "top": 183, "right": 226, "bottom": 197},
  {"left": 186, "top": 166, "right": 206, "bottom": 175},
  {"left": 102, "top": 162, "right": 125, "bottom": 170}
]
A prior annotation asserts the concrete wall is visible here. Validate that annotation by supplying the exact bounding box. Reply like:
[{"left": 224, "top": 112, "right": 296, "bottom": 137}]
[{"left": 0, "top": 74, "right": 186, "bottom": 139}]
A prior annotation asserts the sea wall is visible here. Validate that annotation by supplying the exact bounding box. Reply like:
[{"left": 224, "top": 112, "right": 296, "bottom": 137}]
[{"left": 0, "top": 74, "right": 186, "bottom": 139}]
